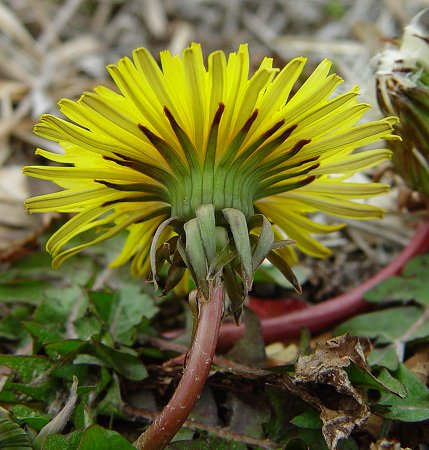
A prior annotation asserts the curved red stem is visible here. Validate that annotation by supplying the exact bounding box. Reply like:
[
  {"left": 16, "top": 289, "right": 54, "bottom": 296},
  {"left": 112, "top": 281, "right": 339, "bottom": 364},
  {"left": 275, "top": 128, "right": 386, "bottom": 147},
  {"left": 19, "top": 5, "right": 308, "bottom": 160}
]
[
  {"left": 135, "top": 283, "right": 224, "bottom": 449},
  {"left": 217, "top": 221, "right": 429, "bottom": 351}
]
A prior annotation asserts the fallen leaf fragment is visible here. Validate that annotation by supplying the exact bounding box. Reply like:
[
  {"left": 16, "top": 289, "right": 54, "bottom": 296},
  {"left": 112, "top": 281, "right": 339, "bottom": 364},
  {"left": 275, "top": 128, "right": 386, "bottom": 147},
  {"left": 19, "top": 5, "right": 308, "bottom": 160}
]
[{"left": 293, "top": 334, "right": 371, "bottom": 449}]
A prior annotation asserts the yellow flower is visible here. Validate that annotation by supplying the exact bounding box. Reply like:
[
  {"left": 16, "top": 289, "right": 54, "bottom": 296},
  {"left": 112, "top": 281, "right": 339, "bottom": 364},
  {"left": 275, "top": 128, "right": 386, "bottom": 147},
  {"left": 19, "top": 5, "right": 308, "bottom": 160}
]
[{"left": 24, "top": 43, "right": 397, "bottom": 299}]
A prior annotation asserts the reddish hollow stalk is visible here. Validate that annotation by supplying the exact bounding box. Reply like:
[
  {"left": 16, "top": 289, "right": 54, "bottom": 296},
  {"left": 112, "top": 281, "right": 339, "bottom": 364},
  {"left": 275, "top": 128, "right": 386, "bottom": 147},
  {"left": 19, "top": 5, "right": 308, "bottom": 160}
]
[{"left": 135, "top": 283, "right": 224, "bottom": 450}]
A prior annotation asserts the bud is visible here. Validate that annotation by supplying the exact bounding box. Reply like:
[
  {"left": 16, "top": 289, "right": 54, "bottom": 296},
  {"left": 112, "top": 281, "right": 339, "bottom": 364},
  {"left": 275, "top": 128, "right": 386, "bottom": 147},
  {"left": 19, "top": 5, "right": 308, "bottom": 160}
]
[{"left": 374, "top": 10, "right": 429, "bottom": 196}]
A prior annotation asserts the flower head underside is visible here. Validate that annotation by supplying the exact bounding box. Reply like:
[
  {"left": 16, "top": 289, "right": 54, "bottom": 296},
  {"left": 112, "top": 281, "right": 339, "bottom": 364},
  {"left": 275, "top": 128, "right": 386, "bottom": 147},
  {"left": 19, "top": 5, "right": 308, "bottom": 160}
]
[{"left": 24, "top": 44, "right": 397, "bottom": 304}]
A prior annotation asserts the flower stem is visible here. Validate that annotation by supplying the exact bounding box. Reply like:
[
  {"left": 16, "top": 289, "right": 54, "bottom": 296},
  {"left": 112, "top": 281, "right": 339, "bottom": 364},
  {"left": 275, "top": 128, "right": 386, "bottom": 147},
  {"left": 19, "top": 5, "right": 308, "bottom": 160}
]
[{"left": 134, "top": 283, "right": 224, "bottom": 449}]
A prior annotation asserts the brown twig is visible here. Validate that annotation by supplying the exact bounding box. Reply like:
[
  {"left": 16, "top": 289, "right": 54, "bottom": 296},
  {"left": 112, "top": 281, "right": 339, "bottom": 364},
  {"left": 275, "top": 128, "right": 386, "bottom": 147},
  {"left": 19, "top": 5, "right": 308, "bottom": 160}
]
[{"left": 134, "top": 283, "right": 224, "bottom": 449}]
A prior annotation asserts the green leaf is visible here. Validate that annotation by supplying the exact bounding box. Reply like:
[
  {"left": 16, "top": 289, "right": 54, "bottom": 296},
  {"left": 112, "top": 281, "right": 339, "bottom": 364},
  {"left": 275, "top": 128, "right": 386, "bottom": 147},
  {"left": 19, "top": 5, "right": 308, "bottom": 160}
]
[
  {"left": 364, "top": 254, "right": 429, "bottom": 306},
  {"left": 0, "top": 417, "right": 32, "bottom": 449},
  {"left": 367, "top": 346, "right": 399, "bottom": 371},
  {"left": 290, "top": 410, "right": 322, "bottom": 429},
  {"left": 263, "top": 385, "right": 312, "bottom": 444},
  {"left": 345, "top": 364, "right": 406, "bottom": 397},
  {"left": 23, "top": 322, "right": 63, "bottom": 344},
  {"left": 376, "top": 368, "right": 407, "bottom": 399},
  {"left": 7, "top": 250, "right": 57, "bottom": 276},
  {"left": 402, "top": 253, "right": 429, "bottom": 278},
  {"left": 43, "top": 431, "right": 84, "bottom": 450},
  {"left": 45, "top": 340, "right": 85, "bottom": 358},
  {"left": 295, "top": 428, "right": 328, "bottom": 450},
  {"left": 95, "top": 375, "right": 124, "bottom": 416},
  {"left": 106, "top": 285, "right": 158, "bottom": 345},
  {"left": 50, "top": 364, "right": 89, "bottom": 382},
  {"left": 0, "top": 355, "right": 51, "bottom": 383},
  {"left": 334, "top": 306, "right": 429, "bottom": 344},
  {"left": 91, "top": 343, "right": 147, "bottom": 381},
  {"left": 90, "top": 290, "right": 114, "bottom": 322},
  {"left": 90, "top": 286, "right": 158, "bottom": 345},
  {"left": 77, "top": 425, "right": 134, "bottom": 449},
  {"left": 0, "top": 306, "right": 32, "bottom": 341},
  {"left": 0, "top": 281, "right": 48, "bottom": 305},
  {"left": 364, "top": 276, "right": 429, "bottom": 306},
  {"left": 10, "top": 405, "right": 51, "bottom": 432},
  {"left": 35, "top": 285, "right": 85, "bottom": 324},
  {"left": 377, "top": 363, "right": 429, "bottom": 421},
  {"left": 46, "top": 340, "right": 147, "bottom": 381},
  {"left": 74, "top": 401, "right": 94, "bottom": 430},
  {"left": 3, "top": 381, "right": 54, "bottom": 402}
]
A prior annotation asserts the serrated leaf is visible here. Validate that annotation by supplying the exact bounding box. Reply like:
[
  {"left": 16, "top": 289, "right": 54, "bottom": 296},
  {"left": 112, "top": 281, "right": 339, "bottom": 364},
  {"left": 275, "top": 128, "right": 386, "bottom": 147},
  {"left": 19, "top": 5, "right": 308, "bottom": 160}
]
[
  {"left": 88, "top": 342, "right": 147, "bottom": 381},
  {"left": 95, "top": 285, "right": 158, "bottom": 345}
]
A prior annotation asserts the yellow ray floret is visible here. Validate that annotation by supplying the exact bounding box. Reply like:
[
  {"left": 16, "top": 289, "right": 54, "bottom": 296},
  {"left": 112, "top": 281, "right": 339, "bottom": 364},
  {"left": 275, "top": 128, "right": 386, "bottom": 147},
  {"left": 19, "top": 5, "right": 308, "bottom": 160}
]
[{"left": 24, "top": 43, "right": 396, "bottom": 275}]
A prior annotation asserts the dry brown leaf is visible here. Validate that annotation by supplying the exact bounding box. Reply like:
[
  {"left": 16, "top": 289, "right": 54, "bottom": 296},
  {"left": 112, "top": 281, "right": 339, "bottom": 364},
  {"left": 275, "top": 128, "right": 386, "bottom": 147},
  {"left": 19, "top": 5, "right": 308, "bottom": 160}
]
[
  {"left": 293, "top": 334, "right": 371, "bottom": 449},
  {"left": 404, "top": 346, "right": 429, "bottom": 385}
]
